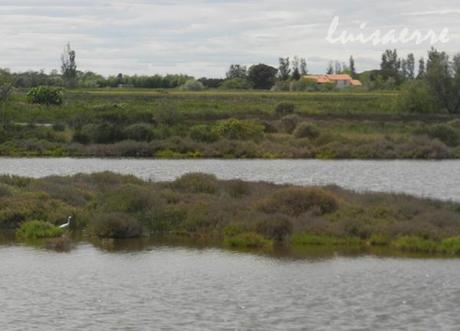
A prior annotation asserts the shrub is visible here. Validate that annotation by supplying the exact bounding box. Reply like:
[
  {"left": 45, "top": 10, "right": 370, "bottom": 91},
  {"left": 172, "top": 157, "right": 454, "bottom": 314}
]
[
  {"left": 392, "top": 236, "right": 438, "bottom": 253},
  {"left": 255, "top": 216, "right": 293, "bottom": 242},
  {"left": 180, "top": 79, "right": 205, "bottom": 91},
  {"left": 92, "top": 212, "right": 143, "bottom": 238},
  {"left": 224, "top": 232, "right": 272, "bottom": 249},
  {"left": 291, "top": 234, "right": 361, "bottom": 246},
  {"left": 52, "top": 122, "right": 66, "bottom": 132},
  {"left": 16, "top": 220, "right": 63, "bottom": 240},
  {"left": 219, "top": 78, "right": 252, "bottom": 90},
  {"left": 225, "top": 180, "right": 250, "bottom": 198},
  {"left": 275, "top": 102, "right": 295, "bottom": 116},
  {"left": 440, "top": 237, "right": 460, "bottom": 255},
  {"left": 258, "top": 187, "right": 339, "bottom": 216},
  {"left": 172, "top": 173, "right": 218, "bottom": 194},
  {"left": 190, "top": 125, "right": 219, "bottom": 143},
  {"left": 123, "top": 123, "right": 154, "bottom": 142},
  {"left": 0, "top": 183, "right": 12, "bottom": 198},
  {"left": 426, "top": 124, "right": 459, "bottom": 146},
  {"left": 26, "top": 86, "right": 64, "bottom": 106},
  {"left": 213, "top": 118, "right": 264, "bottom": 140},
  {"left": 397, "top": 80, "right": 439, "bottom": 114},
  {"left": 369, "top": 234, "right": 391, "bottom": 246},
  {"left": 279, "top": 115, "right": 301, "bottom": 134},
  {"left": 293, "top": 122, "right": 320, "bottom": 139}
]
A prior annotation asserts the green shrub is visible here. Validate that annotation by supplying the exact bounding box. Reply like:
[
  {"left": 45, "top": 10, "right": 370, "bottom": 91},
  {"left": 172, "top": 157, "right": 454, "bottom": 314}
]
[
  {"left": 0, "top": 183, "right": 12, "bottom": 198},
  {"left": 369, "top": 234, "right": 391, "bottom": 246},
  {"left": 440, "top": 237, "right": 460, "bottom": 255},
  {"left": 279, "top": 115, "right": 301, "bottom": 134},
  {"left": 92, "top": 212, "right": 143, "bottom": 238},
  {"left": 224, "top": 232, "right": 272, "bottom": 249},
  {"left": 293, "top": 122, "right": 320, "bottom": 139},
  {"left": 292, "top": 234, "right": 361, "bottom": 246},
  {"left": 26, "top": 86, "right": 64, "bottom": 106},
  {"left": 190, "top": 125, "right": 219, "bottom": 143},
  {"left": 123, "top": 123, "right": 154, "bottom": 142},
  {"left": 223, "top": 224, "right": 247, "bottom": 237},
  {"left": 426, "top": 124, "right": 459, "bottom": 146},
  {"left": 52, "top": 122, "right": 66, "bottom": 132},
  {"left": 275, "top": 102, "right": 295, "bottom": 116},
  {"left": 258, "top": 187, "right": 339, "bottom": 216},
  {"left": 392, "top": 236, "right": 438, "bottom": 253},
  {"left": 180, "top": 79, "right": 205, "bottom": 91},
  {"left": 225, "top": 180, "right": 250, "bottom": 198},
  {"left": 397, "top": 80, "right": 438, "bottom": 114},
  {"left": 219, "top": 78, "right": 252, "bottom": 90},
  {"left": 172, "top": 173, "right": 218, "bottom": 194},
  {"left": 213, "top": 118, "right": 264, "bottom": 140},
  {"left": 16, "top": 220, "right": 63, "bottom": 240},
  {"left": 255, "top": 216, "right": 293, "bottom": 242},
  {"left": 146, "top": 206, "right": 186, "bottom": 233}
]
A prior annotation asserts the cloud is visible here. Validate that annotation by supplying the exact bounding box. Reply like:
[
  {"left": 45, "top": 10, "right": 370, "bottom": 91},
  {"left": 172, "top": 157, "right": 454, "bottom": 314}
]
[{"left": 0, "top": 0, "right": 458, "bottom": 77}]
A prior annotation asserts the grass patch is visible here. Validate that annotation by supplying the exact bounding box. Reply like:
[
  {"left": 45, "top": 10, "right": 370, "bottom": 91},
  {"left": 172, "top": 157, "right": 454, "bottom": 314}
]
[{"left": 16, "top": 220, "right": 63, "bottom": 240}]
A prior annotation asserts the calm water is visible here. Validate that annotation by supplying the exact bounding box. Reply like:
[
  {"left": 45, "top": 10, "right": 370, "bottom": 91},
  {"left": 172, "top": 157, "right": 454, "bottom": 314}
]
[
  {"left": 0, "top": 158, "right": 459, "bottom": 201},
  {"left": 0, "top": 244, "right": 459, "bottom": 330},
  {"left": 1, "top": 158, "right": 460, "bottom": 330}
]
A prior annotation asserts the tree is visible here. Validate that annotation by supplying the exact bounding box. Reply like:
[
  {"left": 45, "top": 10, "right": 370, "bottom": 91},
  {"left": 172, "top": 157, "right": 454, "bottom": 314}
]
[
  {"left": 248, "top": 64, "right": 278, "bottom": 89},
  {"left": 425, "top": 48, "right": 452, "bottom": 112},
  {"left": 291, "top": 56, "right": 301, "bottom": 80},
  {"left": 0, "top": 71, "right": 13, "bottom": 128},
  {"left": 401, "top": 59, "right": 408, "bottom": 81},
  {"left": 226, "top": 65, "right": 247, "bottom": 79},
  {"left": 61, "top": 43, "right": 77, "bottom": 87},
  {"left": 326, "top": 61, "right": 334, "bottom": 74},
  {"left": 300, "top": 58, "right": 308, "bottom": 75},
  {"left": 278, "top": 57, "right": 291, "bottom": 80},
  {"left": 417, "top": 58, "right": 426, "bottom": 79},
  {"left": 349, "top": 56, "right": 356, "bottom": 78},
  {"left": 381, "top": 49, "right": 401, "bottom": 83},
  {"left": 334, "top": 61, "right": 343, "bottom": 74},
  {"left": 407, "top": 53, "right": 415, "bottom": 80}
]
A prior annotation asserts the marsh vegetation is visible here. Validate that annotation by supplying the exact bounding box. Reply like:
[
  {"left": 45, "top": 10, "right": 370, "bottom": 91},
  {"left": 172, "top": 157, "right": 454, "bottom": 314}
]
[{"left": 1, "top": 172, "right": 459, "bottom": 255}]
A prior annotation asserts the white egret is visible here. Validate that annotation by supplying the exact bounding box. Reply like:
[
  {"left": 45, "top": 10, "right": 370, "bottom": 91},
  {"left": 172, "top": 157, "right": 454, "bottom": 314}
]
[{"left": 59, "top": 216, "right": 72, "bottom": 229}]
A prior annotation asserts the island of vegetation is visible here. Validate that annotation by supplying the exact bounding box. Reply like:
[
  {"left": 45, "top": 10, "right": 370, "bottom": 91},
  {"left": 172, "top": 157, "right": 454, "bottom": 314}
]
[
  {"left": 1, "top": 172, "right": 459, "bottom": 256},
  {"left": 0, "top": 47, "right": 460, "bottom": 159}
]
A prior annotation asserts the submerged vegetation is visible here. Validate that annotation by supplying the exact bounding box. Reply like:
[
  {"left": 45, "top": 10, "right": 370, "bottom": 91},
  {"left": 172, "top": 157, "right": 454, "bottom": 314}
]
[{"left": 1, "top": 172, "right": 459, "bottom": 256}]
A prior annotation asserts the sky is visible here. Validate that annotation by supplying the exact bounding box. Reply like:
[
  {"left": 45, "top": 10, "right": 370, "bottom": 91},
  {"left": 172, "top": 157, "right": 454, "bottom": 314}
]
[{"left": 0, "top": 0, "right": 459, "bottom": 77}]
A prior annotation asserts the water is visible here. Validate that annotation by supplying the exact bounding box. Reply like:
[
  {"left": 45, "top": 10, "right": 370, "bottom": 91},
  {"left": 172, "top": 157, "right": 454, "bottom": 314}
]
[
  {"left": 0, "top": 244, "right": 459, "bottom": 330},
  {"left": 0, "top": 158, "right": 459, "bottom": 201},
  {"left": 1, "top": 158, "right": 460, "bottom": 330}
]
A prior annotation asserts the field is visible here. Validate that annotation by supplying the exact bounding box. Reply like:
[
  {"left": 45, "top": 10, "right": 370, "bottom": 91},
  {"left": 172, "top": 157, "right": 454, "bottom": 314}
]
[{"left": 2, "top": 89, "right": 460, "bottom": 158}]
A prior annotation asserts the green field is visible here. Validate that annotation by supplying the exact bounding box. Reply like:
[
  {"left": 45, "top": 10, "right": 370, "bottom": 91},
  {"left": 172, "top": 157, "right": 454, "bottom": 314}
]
[{"left": 1, "top": 89, "right": 460, "bottom": 158}]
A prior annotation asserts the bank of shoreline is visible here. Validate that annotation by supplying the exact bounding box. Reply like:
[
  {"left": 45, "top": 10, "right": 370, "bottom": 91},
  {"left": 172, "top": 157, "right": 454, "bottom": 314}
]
[{"left": 1, "top": 172, "right": 459, "bottom": 257}]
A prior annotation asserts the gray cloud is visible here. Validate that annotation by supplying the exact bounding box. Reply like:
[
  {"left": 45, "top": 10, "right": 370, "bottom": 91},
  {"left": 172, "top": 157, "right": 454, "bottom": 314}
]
[{"left": 0, "top": 0, "right": 458, "bottom": 77}]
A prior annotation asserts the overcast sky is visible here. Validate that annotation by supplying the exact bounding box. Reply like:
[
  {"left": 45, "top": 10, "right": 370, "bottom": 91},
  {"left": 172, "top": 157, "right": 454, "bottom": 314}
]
[{"left": 1, "top": 0, "right": 459, "bottom": 77}]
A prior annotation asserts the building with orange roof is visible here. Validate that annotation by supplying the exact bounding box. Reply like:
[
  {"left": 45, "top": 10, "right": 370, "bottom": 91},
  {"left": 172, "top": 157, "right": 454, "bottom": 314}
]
[{"left": 304, "top": 74, "right": 362, "bottom": 89}]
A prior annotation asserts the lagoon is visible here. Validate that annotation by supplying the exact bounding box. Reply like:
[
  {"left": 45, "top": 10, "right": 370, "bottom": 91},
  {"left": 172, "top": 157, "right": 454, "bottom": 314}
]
[{"left": 0, "top": 158, "right": 458, "bottom": 201}]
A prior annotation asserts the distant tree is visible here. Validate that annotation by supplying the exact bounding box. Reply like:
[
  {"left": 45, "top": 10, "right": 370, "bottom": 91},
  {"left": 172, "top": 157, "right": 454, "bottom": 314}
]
[
  {"left": 300, "top": 58, "right": 308, "bottom": 75},
  {"left": 334, "top": 61, "right": 343, "bottom": 74},
  {"left": 291, "top": 56, "right": 301, "bottom": 80},
  {"left": 349, "top": 56, "right": 356, "bottom": 78},
  {"left": 278, "top": 57, "right": 291, "bottom": 80},
  {"left": 198, "top": 77, "right": 224, "bottom": 89},
  {"left": 381, "top": 49, "right": 401, "bottom": 83},
  {"left": 61, "top": 43, "right": 77, "bottom": 87},
  {"left": 248, "top": 64, "right": 278, "bottom": 89},
  {"left": 401, "top": 59, "right": 408, "bottom": 81},
  {"left": 226, "top": 65, "right": 247, "bottom": 79},
  {"left": 417, "top": 58, "right": 426, "bottom": 79},
  {"left": 407, "top": 53, "right": 415, "bottom": 80},
  {"left": 0, "top": 71, "right": 13, "bottom": 128},
  {"left": 425, "top": 48, "right": 451, "bottom": 111},
  {"left": 326, "top": 61, "right": 334, "bottom": 74}
]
